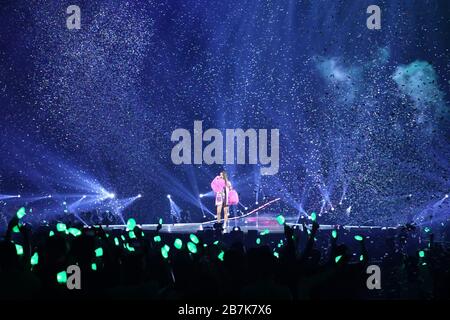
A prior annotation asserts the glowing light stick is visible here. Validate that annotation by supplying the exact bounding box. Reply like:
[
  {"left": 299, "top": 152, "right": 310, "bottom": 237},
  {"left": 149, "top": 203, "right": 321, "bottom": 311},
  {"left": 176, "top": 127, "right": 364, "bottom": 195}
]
[
  {"left": 68, "top": 228, "right": 82, "bottom": 237},
  {"left": 276, "top": 214, "right": 285, "bottom": 225},
  {"left": 332, "top": 230, "right": 337, "bottom": 239},
  {"left": 15, "top": 244, "right": 24, "bottom": 256},
  {"left": 187, "top": 242, "right": 197, "bottom": 254},
  {"left": 57, "top": 271, "right": 67, "bottom": 284},
  {"left": 91, "top": 263, "right": 97, "bottom": 271},
  {"left": 311, "top": 212, "right": 317, "bottom": 222},
  {"left": 31, "top": 252, "right": 39, "bottom": 266},
  {"left": 174, "top": 238, "right": 183, "bottom": 249},
  {"left": 335, "top": 255, "right": 343, "bottom": 263},
  {"left": 161, "top": 245, "right": 170, "bottom": 259},
  {"left": 95, "top": 247, "right": 103, "bottom": 257},
  {"left": 419, "top": 250, "right": 425, "bottom": 258},
  {"left": 56, "top": 223, "right": 67, "bottom": 232},
  {"left": 16, "top": 207, "right": 26, "bottom": 219},
  {"left": 153, "top": 235, "right": 161, "bottom": 242},
  {"left": 218, "top": 251, "right": 224, "bottom": 261},
  {"left": 189, "top": 234, "right": 199, "bottom": 244},
  {"left": 354, "top": 235, "right": 364, "bottom": 241},
  {"left": 126, "top": 218, "right": 136, "bottom": 231}
]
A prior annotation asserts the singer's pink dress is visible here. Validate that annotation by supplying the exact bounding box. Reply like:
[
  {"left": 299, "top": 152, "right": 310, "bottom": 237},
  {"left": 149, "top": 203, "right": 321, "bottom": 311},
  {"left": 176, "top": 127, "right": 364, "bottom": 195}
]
[{"left": 215, "top": 180, "right": 232, "bottom": 207}]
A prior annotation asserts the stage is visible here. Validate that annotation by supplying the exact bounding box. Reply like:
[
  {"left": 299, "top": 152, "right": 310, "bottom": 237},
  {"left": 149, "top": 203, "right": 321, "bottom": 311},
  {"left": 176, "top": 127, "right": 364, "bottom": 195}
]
[{"left": 102, "top": 219, "right": 395, "bottom": 234}]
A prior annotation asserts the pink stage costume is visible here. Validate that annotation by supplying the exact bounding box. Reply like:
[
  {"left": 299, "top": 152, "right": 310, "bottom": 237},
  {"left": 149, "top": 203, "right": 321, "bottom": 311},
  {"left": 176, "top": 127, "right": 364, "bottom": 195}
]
[{"left": 214, "top": 179, "right": 232, "bottom": 207}]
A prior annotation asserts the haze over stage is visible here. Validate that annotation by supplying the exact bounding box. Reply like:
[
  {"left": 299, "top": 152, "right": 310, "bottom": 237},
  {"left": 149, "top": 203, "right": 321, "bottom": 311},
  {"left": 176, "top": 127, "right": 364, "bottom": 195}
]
[{"left": 0, "top": 1, "right": 449, "bottom": 228}]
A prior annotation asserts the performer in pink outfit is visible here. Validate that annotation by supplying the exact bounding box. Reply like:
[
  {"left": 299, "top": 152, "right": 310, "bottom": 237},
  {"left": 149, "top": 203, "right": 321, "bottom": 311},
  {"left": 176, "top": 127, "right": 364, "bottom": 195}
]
[{"left": 215, "top": 171, "right": 232, "bottom": 226}]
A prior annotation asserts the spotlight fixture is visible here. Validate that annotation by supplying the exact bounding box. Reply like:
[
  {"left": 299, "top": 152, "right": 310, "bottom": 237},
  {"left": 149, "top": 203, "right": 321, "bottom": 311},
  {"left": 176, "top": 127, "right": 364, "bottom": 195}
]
[
  {"left": 445, "top": 194, "right": 449, "bottom": 199},
  {"left": 82, "top": 195, "right": 87, "bottom": 199},
  {"left": 244, "top": 207, "right": 248, "bottom": 210},
  {"left": 167, "top": 194, "right": 171, "bottom": 199},
  {"left": 17, "top": 195, "right": 21, "bottom": 198},
  {"left": 108, "top": 193, "right": 116, "bottom": 199},
  {"left": 137, "top": 194, "right": 142, "bottom": 198},
  {"left": 199, "top": 193, "right": 204, "bottom": 198}
]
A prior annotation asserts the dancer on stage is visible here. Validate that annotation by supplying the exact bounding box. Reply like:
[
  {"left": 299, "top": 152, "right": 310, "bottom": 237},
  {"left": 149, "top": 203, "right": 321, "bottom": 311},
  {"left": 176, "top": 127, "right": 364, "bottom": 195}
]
[{"left": 215, "top": 171, "right": 232, "bottom": 227}]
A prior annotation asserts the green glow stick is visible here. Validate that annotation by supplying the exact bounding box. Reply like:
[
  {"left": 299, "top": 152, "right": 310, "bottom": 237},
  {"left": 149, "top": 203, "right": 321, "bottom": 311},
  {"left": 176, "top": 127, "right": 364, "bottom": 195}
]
[
  {"left": 354, "top": 235, "right": 364, "bottom": 241},
  {"left": 203, "top": 244, "right": 207, "bottom": 247},
  {"left": 174, "top": 238, "right": 183, "bottom": 249},
  {"left": 161, "top": 245, "right": 170, "bottom": 259},
  {"left": 213, "top": 240, "right": 219, "bottom": 245},
  {"left": 260, "top": 229, "right": 269, "bottom": 236},
  {"left": 159, "top": 218, "right": 163, "bottom": 225},
  {"left": 31, "top": 252, "right": 39, "bottom": 265},
  {"left": 56, "top": 223, "right": 67, "bottom": 232},
  {"left": 418, "top": 250, "right": 425, "bottom": 258},
  {"left": 56, "top": 271, "right": 67, "bottom": 284},
  {"left": 359, "top": 254, "right": 364, "bottom": 261},
  {"left": 218, "top": 251, "right": 224, "bottom": 261},
  {"left": 424, "top": 227, "right": 431, "bottom": 233},
  {"left": 12, "top": 225, "right": 20, "bottom": 233},
  {"left": 49, "top": 231, "right": 55, "bottom": 237},
  {"left": 332, "top": 230, "right": 337, "bottom": 239},
  {"left": 121, "top": 235, "right": 126, "bottom": 241},
  {"left": 153, "top": 235, "right": 161, "bottom": 242},
  {"left": 95, "top": 247, "right": 103, "bottom": 257},
  {"left": 68, "top": 228, "right": 82, "bottom": 237},
  {"left": 126, "top": 218, "right": 136, "bottom": 231},
  {"left": 335, "top": 255, "right": 342, "bottom": 263},
  {"left": 311, "top": 212, "right": 317, "bottom": 222},
  {"left": 16, "top": 207, "right": 26, "bottom": 219},
  {"left": 114, "top": 237, "right": 120, "bottom": 246},
  {"left": 273, "top": 252, "right": 279, "bottom": 258},
  {"left": 187, "top": 242, "right": 197, "bottom": 254},
  {"left": 129, "top": 231, "right": 136, "bottom": 239},
  {"left": 276, "top": 214, "right": 285, "bottom": 225},
  {"left": 15, "top": 244, "right": 24, "bottom": 256},
  {"left": 91, "top": 263, "right": 97, "bottom": 271},
  {"left": 189, "top": 234, "right": 199, "bottom": 244},
  {"left": 126, "top": 243, "right": 135, "bottom": 252},
  {"left": 256, "top": 238, "right": 261, "bottom": 245}
]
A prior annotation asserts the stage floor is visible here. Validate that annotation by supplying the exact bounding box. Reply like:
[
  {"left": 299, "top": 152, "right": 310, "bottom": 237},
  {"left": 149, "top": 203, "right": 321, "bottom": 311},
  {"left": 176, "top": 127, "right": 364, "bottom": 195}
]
[{"left": 102, "top": 220, "right": 396, "bottom": 234}]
